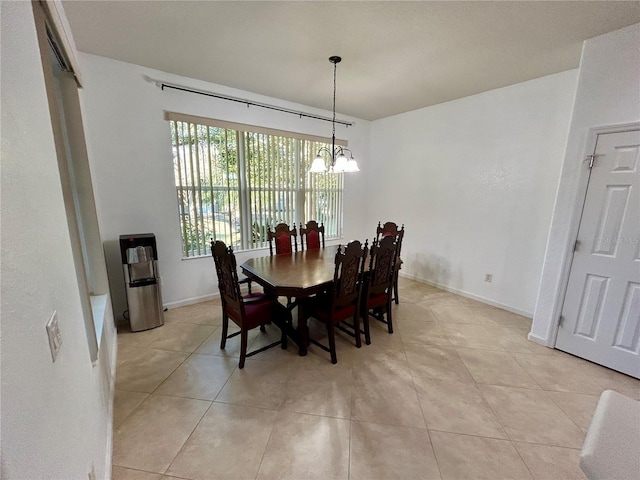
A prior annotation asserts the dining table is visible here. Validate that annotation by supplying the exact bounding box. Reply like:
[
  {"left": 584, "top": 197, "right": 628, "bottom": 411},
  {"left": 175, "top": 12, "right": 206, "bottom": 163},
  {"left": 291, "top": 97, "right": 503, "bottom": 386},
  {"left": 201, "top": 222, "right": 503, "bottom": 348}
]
[{"left": 240, "top": 245, "right": 341, "bottom": 356}]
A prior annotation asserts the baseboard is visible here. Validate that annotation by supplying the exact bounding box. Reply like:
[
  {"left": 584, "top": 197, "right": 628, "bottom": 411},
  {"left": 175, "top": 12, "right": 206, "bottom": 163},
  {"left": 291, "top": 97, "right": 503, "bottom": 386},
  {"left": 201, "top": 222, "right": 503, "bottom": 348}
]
[
  {"left": 398, "top": 272, "right": 533, "bottom": 318},
  {"left": 164, "top": 292, "right": 220, "bottom": 310},
  {"left": 103, "top": 325, "right": 118, "bottom": 480},
  {"left": 166, "top": 275, "right": 533, "bottom": 319},
  {"left": 527, "top": 331, "right": 551, "bottom": 347}
]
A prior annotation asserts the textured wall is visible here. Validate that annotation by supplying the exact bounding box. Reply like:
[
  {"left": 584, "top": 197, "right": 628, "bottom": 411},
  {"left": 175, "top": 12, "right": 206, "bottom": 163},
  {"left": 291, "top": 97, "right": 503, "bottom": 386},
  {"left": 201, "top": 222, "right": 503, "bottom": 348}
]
[
  {"left": 368, "top": 70, "right": 578, "bottom": 316},
  {"left": 1, "top": 2, "right": 116, "bottom": 479}
]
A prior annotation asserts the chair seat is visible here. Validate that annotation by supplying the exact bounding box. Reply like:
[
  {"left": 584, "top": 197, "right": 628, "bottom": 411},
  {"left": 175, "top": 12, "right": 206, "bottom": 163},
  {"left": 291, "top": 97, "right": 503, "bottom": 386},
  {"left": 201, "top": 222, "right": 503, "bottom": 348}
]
[
  {"left": 366, "top": 292, "right": 389, "bottom": 309},
  {"left": 307, "top": 295, "right": 357, "bottom": 324},
  {"left": 226, "top": 293, "right": 276, "bottom": 330}
]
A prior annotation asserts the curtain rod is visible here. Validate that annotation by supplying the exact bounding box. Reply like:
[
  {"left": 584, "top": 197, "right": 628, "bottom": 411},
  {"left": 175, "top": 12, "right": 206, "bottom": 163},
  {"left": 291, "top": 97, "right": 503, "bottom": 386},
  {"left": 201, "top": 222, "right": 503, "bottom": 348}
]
[{"left": 157, "top": 81, "right": 354, "bottom": 127}]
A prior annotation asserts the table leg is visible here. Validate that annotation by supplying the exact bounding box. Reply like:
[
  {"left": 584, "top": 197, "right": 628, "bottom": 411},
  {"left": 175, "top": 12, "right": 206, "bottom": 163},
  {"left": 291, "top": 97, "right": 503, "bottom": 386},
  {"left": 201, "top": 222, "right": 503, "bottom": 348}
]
[{"left": 296, "top": 301, "right": 309, "bottom": 356}]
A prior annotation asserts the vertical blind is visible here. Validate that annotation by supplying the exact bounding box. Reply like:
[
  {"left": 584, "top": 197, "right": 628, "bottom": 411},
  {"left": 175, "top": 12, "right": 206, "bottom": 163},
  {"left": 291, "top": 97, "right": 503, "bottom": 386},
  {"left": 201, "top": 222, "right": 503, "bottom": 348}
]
[{"left": 169, "top": 117, "right": 344, "bottom": 257}]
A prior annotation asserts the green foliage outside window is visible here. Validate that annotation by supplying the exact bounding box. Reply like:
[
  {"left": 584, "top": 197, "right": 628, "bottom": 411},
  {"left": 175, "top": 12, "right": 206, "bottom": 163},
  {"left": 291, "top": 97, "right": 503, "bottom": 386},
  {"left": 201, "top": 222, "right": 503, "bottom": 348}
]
[{"left": 170, "top": 119, "right": 343, "bottom": 257}]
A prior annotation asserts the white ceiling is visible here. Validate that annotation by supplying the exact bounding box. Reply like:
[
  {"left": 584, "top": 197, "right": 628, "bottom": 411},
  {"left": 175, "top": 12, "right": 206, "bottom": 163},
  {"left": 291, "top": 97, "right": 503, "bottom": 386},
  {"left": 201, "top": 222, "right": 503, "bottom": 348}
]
[{"left": 62, "top": 1, "right": 640, "bottom": 120}]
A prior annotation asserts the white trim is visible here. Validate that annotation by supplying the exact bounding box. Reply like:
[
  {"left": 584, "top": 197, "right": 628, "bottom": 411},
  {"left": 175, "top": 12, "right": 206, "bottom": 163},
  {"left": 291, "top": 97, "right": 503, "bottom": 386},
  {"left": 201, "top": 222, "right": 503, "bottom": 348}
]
[
  {"left": 398, "top": 272, "right": 533, "bottom": 318},
  {"left": 41, "top": 1, "right": 83, "bottom": 86},
  {"left": 90, "top": 294, "right": 108, "bottom": 350},
  {"left": 164, "top": 270, "right": 533, "bottom": 318},
  {"left": 545, "top": 121, "right": 640, "bottom": 348},
  {"left": 103, "top": 322, "right": 118, "bottom": 480},
  {"left": 527, "top": 331, "right": 551, "bottom": 347},
  {"left": 164, "top": 292, "right": 220, "bottom": 310}
]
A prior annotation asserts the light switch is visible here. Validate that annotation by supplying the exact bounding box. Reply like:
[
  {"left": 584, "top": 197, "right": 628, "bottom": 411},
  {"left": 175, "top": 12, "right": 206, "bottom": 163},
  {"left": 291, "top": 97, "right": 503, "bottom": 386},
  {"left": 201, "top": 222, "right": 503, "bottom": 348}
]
[{"left": 46, "top": 311, "right": 62, "bottom": 362}]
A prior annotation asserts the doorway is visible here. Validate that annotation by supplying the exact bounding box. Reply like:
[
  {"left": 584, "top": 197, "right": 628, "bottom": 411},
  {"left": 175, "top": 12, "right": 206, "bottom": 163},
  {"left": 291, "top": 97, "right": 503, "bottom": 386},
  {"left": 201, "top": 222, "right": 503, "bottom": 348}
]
[{"left": 555, "top": 128, "right": 640, "bottom": 378}]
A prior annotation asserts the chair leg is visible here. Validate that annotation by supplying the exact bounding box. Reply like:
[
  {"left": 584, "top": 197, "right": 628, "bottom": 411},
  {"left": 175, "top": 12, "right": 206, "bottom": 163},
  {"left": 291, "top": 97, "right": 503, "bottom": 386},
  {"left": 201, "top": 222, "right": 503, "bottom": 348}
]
[
  {"left": 393, "top": 273, "right": 400, "bottom": 305},
  {"left": 353, "top": 312, "right": 362, "bottom": 348},
  {"left": 239, "top": 328, "right": 248, "bottom": 369},
  {"left": 247, "top": 279, "right": 252, "bottom": 294},
  {"left": 386, "top": 298, "right": 394, "bottom": 334},
  {"left": 220, "top": 314, "right": 229, "bottom": 349},
  {"left": 327, "top": 321, "right": 337, "bottom": 364},
  {"left": 363, "top": 309, "right": 371, "bottom": 345}
]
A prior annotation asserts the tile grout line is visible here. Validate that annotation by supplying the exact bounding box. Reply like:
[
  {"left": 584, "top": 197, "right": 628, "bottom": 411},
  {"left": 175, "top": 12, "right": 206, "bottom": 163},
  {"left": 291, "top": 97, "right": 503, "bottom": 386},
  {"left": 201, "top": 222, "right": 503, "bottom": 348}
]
[
  {"left": 113, "top": 281, "right": 609, "bottom": 479},
  {"left": 411, "top": 375, "right": 444, "bottom": 480},
  {"left": 162, "top": 400, "right": 215, "bottom": 478}
]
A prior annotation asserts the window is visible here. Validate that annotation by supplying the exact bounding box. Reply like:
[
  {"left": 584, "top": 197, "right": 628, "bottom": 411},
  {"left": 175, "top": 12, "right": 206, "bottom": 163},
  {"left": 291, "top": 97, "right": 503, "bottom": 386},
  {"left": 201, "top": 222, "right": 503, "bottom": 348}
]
[
  {"left": 168, "top": 113, "right": 345, "bottom": 257},
  {"left": 36, "top": 3, "right": 111, "bottom": 361}
]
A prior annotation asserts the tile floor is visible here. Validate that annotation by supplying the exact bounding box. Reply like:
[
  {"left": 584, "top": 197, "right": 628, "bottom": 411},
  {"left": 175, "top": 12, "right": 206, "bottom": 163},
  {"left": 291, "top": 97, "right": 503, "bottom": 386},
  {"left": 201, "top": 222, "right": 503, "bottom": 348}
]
[{"left": 112, "top": 278, "right": 640, "bottom": 480}]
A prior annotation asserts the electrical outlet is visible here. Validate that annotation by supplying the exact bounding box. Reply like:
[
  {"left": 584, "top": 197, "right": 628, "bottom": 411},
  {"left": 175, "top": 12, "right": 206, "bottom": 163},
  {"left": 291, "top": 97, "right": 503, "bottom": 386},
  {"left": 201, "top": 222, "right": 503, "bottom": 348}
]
[
  {"left": 46, "top": 311, "right": 62, "bottom": 362},
  {"left": 484, "top": 273, "right": 493, "bottom": 283}
]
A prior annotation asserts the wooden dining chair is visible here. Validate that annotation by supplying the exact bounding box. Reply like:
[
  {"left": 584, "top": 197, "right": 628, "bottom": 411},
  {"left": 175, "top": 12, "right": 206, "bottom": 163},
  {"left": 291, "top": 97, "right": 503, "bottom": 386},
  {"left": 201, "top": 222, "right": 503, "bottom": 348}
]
[
  {"left": 299, "top": 220, "right": 325, "bottom": 250},
  {"left": 303, "top": 240, "right": 368, "bottom": 364},
  {"left": 211, "top": 240, "right": 290, "bottom": 368},
  {"left": 267, "top": 223, "right": 298, "bottom": 256},
  {"left": 267, "top": 223, "right": 299, "bottom": 309},
  {"left": 361, "top": 235, "right": 397, "bottom": 344},
  {"left": 376, "top": 221, "right": 405, "bottom": 304}
]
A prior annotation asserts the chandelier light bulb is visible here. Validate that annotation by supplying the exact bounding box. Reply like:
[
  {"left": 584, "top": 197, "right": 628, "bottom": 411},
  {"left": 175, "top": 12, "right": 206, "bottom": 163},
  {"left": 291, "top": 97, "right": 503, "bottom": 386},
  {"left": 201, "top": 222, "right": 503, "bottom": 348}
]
[
  {"left": 334, "top": 153, "right": 348, "bottom": 173},
  {"left": 310, "top": 155, "right": 327, "bottom": 173},
  {"left": 345, "top": 158, "right": 360, "bottom": 172}
]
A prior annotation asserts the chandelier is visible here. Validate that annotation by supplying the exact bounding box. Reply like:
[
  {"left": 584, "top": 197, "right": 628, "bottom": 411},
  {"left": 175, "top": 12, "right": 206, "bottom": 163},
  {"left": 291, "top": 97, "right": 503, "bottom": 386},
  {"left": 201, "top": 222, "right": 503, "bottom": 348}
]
[{"left": 309, "top": 56, "right": 360, "bottom": 174}]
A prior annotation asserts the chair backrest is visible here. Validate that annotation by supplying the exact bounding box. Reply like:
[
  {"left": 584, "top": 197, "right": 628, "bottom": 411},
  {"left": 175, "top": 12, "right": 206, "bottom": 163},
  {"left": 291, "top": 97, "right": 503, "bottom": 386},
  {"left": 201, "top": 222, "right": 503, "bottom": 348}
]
[
  {"left": 267, "top": 223, "right": 298, "bottom": 255},
  {"left": 331, "top": 240, "right": 368, "bottom": 309},
  {"left": 376, "top": 221, "right": 405, "bottom": 258},
  {"left": 211, "top": 240, "right": 243, "bottom": 314},
  {"left": 366, "top": 235, "right": 397, "bottom": 297},
  {"left": 300, "top": 220, "right": 325, "bottom": 250}
]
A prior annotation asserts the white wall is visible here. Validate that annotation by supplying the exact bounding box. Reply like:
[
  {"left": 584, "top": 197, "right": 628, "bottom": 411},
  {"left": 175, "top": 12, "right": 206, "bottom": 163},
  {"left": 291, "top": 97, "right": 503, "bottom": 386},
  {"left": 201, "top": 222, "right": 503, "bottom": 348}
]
[
  {"left": 0, "top": 2, "right": 116, "bottom": 479},
  {"left": 531, "top": 23, "right": 640, "bottom": 345},
  {"left": 368, "top": 70, "right": 578, "bottom": 315},
  {"left": 77, "top": 53, "right": 370, "bottom": 319}
]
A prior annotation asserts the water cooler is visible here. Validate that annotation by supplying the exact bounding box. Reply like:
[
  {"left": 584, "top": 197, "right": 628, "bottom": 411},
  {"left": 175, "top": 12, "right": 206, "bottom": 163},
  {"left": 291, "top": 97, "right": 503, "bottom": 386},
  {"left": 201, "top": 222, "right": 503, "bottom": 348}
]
[{"left": 119, "top": 233, "right": 164, "bottom": 332}]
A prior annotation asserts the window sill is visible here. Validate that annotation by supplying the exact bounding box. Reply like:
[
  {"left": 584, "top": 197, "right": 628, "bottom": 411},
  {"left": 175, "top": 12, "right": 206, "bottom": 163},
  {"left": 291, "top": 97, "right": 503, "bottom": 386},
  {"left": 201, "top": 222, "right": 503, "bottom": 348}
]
[
  {"left": 90, "top": 293, "right": 108, "bottom": 349},
  {"left": 180, "top": 237, "right": 345, "bottom": 260}
]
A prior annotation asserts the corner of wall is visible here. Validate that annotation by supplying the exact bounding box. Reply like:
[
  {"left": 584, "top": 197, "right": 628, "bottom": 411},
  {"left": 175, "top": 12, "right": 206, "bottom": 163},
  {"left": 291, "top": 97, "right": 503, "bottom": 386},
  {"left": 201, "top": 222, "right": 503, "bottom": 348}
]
[{"left": 531, "top": 22, "right": 640, "bottom": 344}]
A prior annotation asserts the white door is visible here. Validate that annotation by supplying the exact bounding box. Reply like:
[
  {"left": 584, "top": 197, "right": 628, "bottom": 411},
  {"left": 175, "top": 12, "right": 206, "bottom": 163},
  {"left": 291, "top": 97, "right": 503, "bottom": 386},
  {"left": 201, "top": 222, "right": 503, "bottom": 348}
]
[{"left": 556, "top": 129, "right": 640, "bottom": 378}]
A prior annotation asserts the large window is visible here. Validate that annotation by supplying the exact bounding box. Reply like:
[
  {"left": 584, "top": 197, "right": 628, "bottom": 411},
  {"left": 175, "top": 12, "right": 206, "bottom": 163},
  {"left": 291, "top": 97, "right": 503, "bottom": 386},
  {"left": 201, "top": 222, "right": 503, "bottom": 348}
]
[{"left": 168, "top": 113, "right": 344, "bottom": 257}]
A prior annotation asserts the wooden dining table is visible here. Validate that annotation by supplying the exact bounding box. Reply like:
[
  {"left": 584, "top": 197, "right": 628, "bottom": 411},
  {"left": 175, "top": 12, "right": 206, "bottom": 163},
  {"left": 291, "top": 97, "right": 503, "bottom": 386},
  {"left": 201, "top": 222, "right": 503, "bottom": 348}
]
[{"left": 240, "top": 246, "right": 340, "bottom": 356}]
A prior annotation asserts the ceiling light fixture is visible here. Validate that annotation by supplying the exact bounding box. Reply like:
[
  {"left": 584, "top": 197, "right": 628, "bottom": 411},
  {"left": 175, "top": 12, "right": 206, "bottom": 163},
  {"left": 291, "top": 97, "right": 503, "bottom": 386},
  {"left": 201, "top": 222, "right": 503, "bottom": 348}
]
[{"left": 309, "top": 56, "right": 360, "bottom": 174}]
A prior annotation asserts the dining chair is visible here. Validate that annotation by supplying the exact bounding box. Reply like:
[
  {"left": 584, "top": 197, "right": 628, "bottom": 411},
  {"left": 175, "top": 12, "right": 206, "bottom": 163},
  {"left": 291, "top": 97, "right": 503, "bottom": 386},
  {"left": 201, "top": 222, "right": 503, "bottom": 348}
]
[
  {"left": 211, "top": 240, "right": 290, "bottom": 368},
  {"left": 375, "top": 221, "right": 405, "bottom": 304},
  {"left": 299, "top": 220, "right": 325, "bottom": 250},
  {"left": 303, "top": 240, "right": 368, "bottom": 364},
  {"left": 267, "top": 222, "right": 298, "bottom": 256},
  {"left": 361, "top": 235, "right": 397, "bottom": 344},
  {"left": 267, "top": 222, "right": 299, "bottom": 309}
]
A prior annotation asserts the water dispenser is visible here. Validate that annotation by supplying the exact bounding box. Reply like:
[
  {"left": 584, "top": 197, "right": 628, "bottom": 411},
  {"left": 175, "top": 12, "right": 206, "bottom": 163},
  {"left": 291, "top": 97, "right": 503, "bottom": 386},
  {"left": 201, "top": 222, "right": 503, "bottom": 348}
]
[{"left": 119, "top": 233, "right": 164, "bottom": 332}]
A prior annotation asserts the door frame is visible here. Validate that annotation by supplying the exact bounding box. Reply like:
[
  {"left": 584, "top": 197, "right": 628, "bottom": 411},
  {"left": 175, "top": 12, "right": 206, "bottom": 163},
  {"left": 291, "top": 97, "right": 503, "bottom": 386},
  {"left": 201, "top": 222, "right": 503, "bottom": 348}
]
[{"left": 551, "top": 121, "right": 640, "bottom": 347}]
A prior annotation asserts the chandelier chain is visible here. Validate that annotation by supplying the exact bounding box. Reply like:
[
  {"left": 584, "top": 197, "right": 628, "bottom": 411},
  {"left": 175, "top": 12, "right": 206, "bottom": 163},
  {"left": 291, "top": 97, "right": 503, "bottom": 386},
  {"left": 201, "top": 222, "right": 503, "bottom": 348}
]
[
  {"left": 332, "top": 59, "right": 337, "bottom": 146},
  {"left": 308, "top": 55, "right": 359, "bottom": 173}
]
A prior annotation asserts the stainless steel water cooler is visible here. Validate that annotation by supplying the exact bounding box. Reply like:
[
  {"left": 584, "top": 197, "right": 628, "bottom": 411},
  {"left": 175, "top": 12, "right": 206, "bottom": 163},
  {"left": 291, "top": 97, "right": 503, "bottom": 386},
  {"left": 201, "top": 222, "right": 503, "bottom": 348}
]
[{"left": 119, "top": 233, "right": 164, "bottom": 332}]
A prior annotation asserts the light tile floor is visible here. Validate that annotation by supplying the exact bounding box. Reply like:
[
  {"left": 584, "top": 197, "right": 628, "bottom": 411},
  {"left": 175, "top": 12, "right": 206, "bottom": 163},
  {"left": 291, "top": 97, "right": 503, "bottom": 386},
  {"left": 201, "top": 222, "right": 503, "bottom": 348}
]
[{"left": 112, "top": 278, "right": 640, "bottom": 480}]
